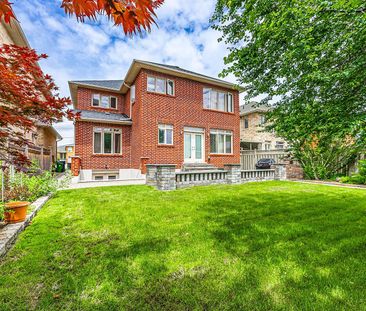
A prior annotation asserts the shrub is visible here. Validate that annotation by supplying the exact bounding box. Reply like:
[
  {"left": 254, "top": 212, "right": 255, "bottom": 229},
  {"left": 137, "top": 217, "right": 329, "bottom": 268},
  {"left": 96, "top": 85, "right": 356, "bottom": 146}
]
[
  {"left": 357, "top": 159, "right": 366, "bottom": 177},
  {"left": 340, "top": 174, "right": 366, "bottom": 185}
]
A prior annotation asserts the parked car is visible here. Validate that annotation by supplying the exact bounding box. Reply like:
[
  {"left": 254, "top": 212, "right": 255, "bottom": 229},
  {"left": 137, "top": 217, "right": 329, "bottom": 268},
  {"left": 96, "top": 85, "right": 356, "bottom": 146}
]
[{"left": 255, "top": 158, "right": 275, "bottom": 169}]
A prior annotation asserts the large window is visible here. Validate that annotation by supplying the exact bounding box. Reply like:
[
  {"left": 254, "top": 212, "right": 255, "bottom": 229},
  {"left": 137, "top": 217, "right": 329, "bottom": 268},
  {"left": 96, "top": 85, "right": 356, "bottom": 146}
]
[
  {"left": 93, "top": 128, "right": 122, "bottom": 154},
  {"left": 92, "top": 94, "right": 118, "bottom": 109},
  {"left": 210, "top": 129, "right": 233, "bottom": 154},
  {"left": 147, "top": 76, "right": 174, "bottom": 96},
  {"left": 203, "top": 88, "right": 233, "bottom": 112},
  {"left": 158, "top": 124, "right": 173, "bottom": 145}
]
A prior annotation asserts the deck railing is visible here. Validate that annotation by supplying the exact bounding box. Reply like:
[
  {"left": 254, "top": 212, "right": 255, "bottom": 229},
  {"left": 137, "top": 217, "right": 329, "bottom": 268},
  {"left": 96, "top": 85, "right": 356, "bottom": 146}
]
[
  {"left": 241, "top": 169, "right": 275, "bottom": 181},
  {"left": 175, "top": 170, "right": 228, "bottom": 188}
]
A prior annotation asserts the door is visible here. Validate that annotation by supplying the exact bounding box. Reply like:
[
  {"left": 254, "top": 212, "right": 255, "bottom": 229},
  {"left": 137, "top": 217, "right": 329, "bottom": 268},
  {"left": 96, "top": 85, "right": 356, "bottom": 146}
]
[{"left": 184, "top": 132, "right": 204, "bottom": 163}]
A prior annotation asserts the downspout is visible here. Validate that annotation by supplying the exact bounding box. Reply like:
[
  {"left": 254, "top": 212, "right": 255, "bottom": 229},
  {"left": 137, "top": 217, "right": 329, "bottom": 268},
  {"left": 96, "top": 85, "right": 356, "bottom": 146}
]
[{"left": 123, "top": 82, "right": 133, "bottom": 169}]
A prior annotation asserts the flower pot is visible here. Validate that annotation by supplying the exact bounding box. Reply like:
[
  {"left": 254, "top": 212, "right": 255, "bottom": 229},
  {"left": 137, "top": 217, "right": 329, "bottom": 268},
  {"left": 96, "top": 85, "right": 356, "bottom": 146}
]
[{"left": 4, "top": 201, "right": 30, "bottom": 224}]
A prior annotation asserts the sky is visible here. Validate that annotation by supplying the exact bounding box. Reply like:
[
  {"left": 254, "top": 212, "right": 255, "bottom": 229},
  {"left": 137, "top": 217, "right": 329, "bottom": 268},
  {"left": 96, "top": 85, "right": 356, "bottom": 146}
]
[{"left": 12, "top": 0, "right": 241, "bottom": 146}]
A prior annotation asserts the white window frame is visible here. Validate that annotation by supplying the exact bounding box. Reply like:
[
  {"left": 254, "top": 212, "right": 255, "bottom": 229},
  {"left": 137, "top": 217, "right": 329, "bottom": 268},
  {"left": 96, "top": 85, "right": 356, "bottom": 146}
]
[
  {"left": 147, "top": 76, "right": 175, "bottom": 96},
  {"left": 91, "top": 94, "right": 118, "bottom": 110},
  {"left": 210, "top": 129, "right": 233, "bottom": 154},
  {"left": 158, "top": 124, "right": 174, "bottom": 145},
  {"left": 203, "top": 88, "right": 233, "bottom": 113},
  {"left": 93, "top": 127, "right": 122, "bottom": 155},
  {"left": 259, "top": 115, "right": 266, "bottom": 126},
  {"left": 275, "top": 141, "right": 285, "bottom": 150}
]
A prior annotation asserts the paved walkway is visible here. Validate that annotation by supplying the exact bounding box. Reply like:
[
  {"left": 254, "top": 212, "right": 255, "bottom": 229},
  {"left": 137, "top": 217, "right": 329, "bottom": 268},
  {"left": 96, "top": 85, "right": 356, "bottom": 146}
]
[
  {"left": 296, "top": 180, "right": 366, "bottom": 190},
  {"left": 65, "top": 178, "right": 146, "bottom": 190}
]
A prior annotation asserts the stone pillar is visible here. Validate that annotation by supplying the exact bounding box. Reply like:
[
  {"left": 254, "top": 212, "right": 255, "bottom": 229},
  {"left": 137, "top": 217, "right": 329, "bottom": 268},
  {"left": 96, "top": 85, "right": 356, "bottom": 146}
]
[
  {"left": 156, "top": 164, "right": 176, "bottom": 191},
  {"left": 146, "top": 164, "right": 158, "bottom": 187},
  {"left": 71, "top": 156, "right": 81, "bottom": 177},
  {"left": 224, "top": 164, "right": 242, "bottom": 184},
  {"left": 273, "top": 164, "right": 287, "bottom": 180}
]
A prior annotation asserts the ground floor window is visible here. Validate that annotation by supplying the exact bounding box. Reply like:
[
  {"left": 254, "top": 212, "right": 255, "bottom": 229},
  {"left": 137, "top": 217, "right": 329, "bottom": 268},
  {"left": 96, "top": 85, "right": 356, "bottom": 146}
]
[
  {"left": 158, "top": 124, "right": 173, "bottom": 145},
  {"left": 93, "top": 128, "right": 122, "bottom": 154},
  {"left": 210, "top": 129, "right": 233, "bottom": 154}
]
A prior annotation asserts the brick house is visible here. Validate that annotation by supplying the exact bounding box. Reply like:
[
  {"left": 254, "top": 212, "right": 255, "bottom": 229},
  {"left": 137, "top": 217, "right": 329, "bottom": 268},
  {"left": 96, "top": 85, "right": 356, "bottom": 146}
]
[
  {"left": 69, "top": 60, "right": 241, "bottom": 181},
  {"left": 1, "top": 16, "right": 62, "bottom": 169},
  {"left": 240, "top": 102, "right": 287, "bottom": 151}
]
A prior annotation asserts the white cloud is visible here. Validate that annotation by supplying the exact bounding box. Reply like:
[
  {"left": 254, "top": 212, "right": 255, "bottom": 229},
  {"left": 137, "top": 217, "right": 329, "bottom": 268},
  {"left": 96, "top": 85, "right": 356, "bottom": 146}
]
[{"left": 12, "top": 0, "right": 241, "bottom": 144}]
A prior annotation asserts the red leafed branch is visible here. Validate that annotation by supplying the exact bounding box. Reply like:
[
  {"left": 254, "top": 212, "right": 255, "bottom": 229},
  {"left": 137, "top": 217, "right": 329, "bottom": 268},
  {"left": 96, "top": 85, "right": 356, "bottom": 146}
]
[
  {"left": 0, "top": 0, "right": 164, "bottom": 35},
  {"left": 0, "top": 44, "right": 76, "bottom": 167}
]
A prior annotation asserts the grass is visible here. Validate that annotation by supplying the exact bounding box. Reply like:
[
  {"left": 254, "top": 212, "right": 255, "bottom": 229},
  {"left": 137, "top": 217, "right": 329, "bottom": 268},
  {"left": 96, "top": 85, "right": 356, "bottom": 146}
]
[{"left": 1, "top": 181, "right": 366, "bottom": 310}]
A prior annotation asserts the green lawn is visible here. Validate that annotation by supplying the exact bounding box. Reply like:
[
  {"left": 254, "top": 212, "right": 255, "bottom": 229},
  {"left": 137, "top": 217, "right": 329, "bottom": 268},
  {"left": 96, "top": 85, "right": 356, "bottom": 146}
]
[{"left": 1, "top": 181, "right": 366, "bottom": 310}]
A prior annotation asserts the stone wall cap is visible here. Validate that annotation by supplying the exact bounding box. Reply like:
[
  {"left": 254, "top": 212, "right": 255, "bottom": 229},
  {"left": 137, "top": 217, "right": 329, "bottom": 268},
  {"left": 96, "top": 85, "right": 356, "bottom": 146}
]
[
  {"left": 146, "top": 164, "right": 176, "bottom": 167},
  {"left": 223, "top": 164, "right": 241, "bottom": 167}
]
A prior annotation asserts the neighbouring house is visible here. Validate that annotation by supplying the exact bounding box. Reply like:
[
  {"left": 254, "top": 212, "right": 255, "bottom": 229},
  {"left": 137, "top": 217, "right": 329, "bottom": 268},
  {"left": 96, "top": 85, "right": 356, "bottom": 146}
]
[
  {"left": 240, "top": 102, "right": 287, "bottom": 151},
  {"left": 69, "top": 60, "right": 241, "bottom": 181},
  {"left": 57, "top": 144, "right": 75, "bottom": 169},
  {"left": 0, "top": 17, "right": 62, "bottom": 169}
]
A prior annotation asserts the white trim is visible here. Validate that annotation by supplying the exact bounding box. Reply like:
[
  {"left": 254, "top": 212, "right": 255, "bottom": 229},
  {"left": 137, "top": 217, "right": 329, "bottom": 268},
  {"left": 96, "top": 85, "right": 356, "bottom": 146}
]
[
  {"left": 93, "top": 127, "right": 122, "bottom": 155},
  {"left": 91, "top": 93, "right": 118, "bottom": 110},
  {"left": 183, "top": 127, "right": 205, "bottom": 133},
  {"left": 158, "top": 124, "right": 174, "bottom": 145},
  {"left": 79, "top": 118, "right": 132, "bottom": 125},
  {"left": 203, "top": 88, "right": 234, "bottom": 113},
  {"left": 147, "top": 75, "right": 175, "bottom": 96},
  {"left": 184, "top": 128, "right": 205, "bottom": 163},
  {"left": 210, "top": 129, "right": 233, "bottom": 155}
]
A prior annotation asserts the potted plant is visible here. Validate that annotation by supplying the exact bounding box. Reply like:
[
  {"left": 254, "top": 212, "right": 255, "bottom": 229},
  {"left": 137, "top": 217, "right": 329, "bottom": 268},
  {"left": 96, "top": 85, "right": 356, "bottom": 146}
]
[{"left": 4, "top": 201, "right": 30, "bottom": 223}]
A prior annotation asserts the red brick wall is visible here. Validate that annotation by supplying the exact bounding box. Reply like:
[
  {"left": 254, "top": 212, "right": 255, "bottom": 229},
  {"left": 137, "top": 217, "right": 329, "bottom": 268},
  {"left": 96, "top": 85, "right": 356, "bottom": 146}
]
[
  {"left": 74, "top": 121, "right": 132, "bottom": 170},
  {"left": 136, "top": 69, "right": 240, "bottom": 168},
  {"left": 76, "top": 87, "right": 129, "bottom": 115},
  {"left": 74, "top": 69, "right": 240, "bottom": 170}
]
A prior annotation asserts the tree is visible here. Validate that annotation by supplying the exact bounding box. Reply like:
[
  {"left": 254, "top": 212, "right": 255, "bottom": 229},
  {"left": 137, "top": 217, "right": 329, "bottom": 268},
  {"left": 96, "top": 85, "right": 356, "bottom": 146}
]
[
  {"left": 0, "top": 0, "right": 164, "bottom": 35},
  {"left": 0, "top": 44, "right": 73, "bottom": 167},
  {"left": 212, "top": 0, "right": 366, "bottom": 179}
]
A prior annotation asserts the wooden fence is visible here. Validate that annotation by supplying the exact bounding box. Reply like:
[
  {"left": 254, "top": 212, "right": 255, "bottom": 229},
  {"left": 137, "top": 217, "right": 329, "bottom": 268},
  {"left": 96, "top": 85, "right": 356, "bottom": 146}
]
[{"left": 240, "top": 149, "right": 287, "bottom": 170}]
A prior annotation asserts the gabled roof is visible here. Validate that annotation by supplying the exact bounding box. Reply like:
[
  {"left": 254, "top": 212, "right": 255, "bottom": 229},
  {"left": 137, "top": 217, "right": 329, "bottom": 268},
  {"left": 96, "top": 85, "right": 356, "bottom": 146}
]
[
  {"left": 76, "top": 110, "right": 132, "bottom": 125},
  {"left": 69, "top": 59, "right": 243, "bottom": 108},
  {"left": 240, "top": 102, "right": 270, "bottom": 116}
]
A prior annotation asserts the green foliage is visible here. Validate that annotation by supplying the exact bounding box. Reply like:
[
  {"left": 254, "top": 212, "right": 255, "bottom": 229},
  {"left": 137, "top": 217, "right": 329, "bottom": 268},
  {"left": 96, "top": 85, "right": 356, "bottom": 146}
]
[
  {"left": 340, "top": 159, "right": 366, "bottom": 184},
  {"left": 3, "top": 161, "right": 71, "bottom": 203},
  {"left": 212, "top": 0, "right": 366, "bottom": 179},
  {"left": 357, "top": 159, "right": 366, "bottom": 176},
  {"left": 340, "top": 174, "right": 366, "bottom": 185}
]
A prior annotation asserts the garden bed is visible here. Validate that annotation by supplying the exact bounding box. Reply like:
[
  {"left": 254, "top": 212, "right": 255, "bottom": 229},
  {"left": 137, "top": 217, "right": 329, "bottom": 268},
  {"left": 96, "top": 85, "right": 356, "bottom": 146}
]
[{"left": 0, "top": 195, "right": 52, "bottom": 257}]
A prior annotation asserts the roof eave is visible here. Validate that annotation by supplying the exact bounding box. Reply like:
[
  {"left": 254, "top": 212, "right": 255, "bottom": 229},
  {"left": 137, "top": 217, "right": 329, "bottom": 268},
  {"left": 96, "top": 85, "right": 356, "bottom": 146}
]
[
  {"left": 122, "top": 60, "right": 244, "bottom": 92},
  {"left": 78, "top": 118, "right": 132, "bottom": 125}
]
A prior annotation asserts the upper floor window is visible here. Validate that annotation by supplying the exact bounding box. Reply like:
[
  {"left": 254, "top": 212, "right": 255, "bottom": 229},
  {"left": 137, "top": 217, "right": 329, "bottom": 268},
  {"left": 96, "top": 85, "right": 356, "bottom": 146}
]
[
  {"left": 203, "top": 88, "right": 233, "bottom": 113},
  {"left": 92, "top": 94, "right": 118, "bottom": 109},
  {"left": 93, "top": 128, "right": 122, "bottom": 154},
  {"left": 147, "top": 76, "right": 174, "bottom": 96},
  {"left": 130, "top": 85, "right": 136, "bottom": 103},
  {"left": 243, "top": 118, "right": 249, "bottom": 129},
  {"left": 259, "top": 115, "right": 266, "bottom": 126},
  {"left": 275, "top": 141, "right": 285, "bottom": 150},
  {"left": 210, "top": 129, "right": 233, "bottom": 154},
  {"left": 158, "top": 124, "right": 173, "bottom": 145}
]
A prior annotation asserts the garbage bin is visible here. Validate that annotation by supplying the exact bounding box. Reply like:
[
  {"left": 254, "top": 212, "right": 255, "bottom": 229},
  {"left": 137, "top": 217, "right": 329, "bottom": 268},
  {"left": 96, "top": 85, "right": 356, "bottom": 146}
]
[{"left": 56, "top": 160, "right": 65, "bottom": 173}]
